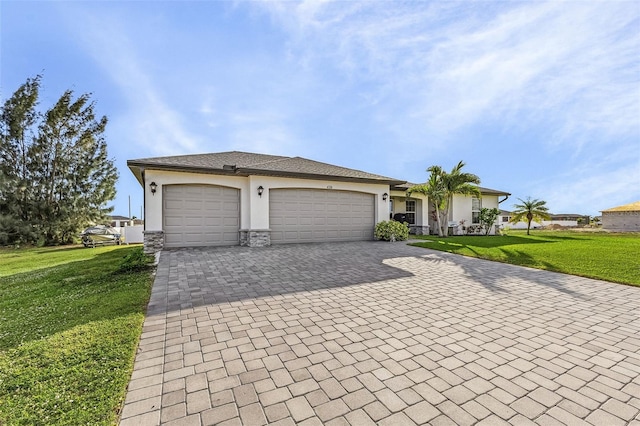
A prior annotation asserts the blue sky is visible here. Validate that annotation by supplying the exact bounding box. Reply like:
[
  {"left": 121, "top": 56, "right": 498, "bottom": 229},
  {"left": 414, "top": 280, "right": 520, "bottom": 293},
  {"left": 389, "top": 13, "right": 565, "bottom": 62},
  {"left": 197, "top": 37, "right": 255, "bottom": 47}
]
[{"left": 2, "top": 1, "right": 639, "bottom": 218}]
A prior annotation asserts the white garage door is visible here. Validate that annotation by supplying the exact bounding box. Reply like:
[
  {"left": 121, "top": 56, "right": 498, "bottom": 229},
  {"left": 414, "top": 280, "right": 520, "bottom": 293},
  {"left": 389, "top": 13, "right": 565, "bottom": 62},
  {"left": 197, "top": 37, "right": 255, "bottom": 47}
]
[
  {"left": 270, "top": 189, "right": 375, "bottom": 244},
  {"left": 163, "top": 185, "right": 239, "bottom": 248}
]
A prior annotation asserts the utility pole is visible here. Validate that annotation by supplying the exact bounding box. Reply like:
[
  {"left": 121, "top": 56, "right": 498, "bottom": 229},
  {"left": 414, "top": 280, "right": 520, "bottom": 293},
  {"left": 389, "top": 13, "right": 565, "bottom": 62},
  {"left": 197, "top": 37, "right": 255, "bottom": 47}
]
[{"left": 128, "top": 195, "right": 131, "bottom": 219}]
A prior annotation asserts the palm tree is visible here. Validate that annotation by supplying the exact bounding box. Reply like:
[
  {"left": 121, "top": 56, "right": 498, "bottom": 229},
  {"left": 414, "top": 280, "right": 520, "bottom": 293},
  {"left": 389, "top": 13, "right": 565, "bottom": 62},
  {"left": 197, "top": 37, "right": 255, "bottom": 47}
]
[
  {"left": 408, "top": 169, "right": 447, "bottom": 236},
  {"left": 510, "top": 197, "right": 551, "bottom": 235},
  {"left": 409, "top": 161, "right": 481, "bottom": 237}
]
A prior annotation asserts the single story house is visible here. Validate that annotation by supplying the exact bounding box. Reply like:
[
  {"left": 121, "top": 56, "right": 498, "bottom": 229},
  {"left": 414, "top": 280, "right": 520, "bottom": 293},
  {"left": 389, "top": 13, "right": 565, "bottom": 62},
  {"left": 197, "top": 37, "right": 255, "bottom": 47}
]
[
  {"left": 499, "top": 211, "right": 590, "bottom": 229},
  {"left": 601, "top": 201, "right": 640, "bottom": 232},
  {"left": 128, "top": 151, "right": 510, "bottom": 252},
  {"left": 108, "top": 215, "right": 143, "bottom": 227}
]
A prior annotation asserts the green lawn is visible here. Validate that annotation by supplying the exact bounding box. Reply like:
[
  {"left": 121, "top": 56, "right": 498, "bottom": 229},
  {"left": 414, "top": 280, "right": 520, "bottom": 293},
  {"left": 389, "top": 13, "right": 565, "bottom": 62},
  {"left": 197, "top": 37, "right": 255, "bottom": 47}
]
[
  {"left": 410, "top": 230, "right": 640, "bottom": 286},
  {"left": 0, "top": 245, "right": 154, "bottom": 425}
]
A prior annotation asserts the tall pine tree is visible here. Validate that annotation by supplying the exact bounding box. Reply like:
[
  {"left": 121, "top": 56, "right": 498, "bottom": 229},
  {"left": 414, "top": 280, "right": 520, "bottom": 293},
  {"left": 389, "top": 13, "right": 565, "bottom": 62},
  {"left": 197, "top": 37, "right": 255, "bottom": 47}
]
[
  {"left": 0, "top": 76, "right": 41, "bottom": 243},
  {"left": 0, "top": 77, "right": 118, "bottom": 245}
]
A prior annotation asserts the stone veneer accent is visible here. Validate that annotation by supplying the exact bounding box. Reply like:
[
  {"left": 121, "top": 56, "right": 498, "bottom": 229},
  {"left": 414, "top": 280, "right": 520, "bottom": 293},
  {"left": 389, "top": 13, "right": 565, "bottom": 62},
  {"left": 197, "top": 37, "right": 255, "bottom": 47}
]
[
  {"left": 143, "top": 230, "right": 164, "bottom": 254},
  {"left": 409, "top": 225, "right": 430, "bottom": 235},
  {"left": 240, "top": 230, "right": 271, "bottom": 247}
]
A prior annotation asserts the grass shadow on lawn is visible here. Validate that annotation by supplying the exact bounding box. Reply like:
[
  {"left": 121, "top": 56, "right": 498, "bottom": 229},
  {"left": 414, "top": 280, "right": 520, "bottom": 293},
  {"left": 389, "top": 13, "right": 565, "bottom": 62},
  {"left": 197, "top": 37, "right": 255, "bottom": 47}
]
[
  {"left": 0, "top": 246, "right": 154, "bottom": 425},
  {"left": 412, "top": 234, "right": 560, "bottom": 249},
  {"left": 0, "top": 247, "right": 152, "bottom": 351}
]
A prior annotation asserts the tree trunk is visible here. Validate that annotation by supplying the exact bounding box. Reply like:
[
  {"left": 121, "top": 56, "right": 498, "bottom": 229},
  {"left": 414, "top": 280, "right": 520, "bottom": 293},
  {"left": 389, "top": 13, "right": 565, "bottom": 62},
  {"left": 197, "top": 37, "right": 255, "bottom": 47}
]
[{"left": 434, "top": 205, "right": 444, "bottom": 237}]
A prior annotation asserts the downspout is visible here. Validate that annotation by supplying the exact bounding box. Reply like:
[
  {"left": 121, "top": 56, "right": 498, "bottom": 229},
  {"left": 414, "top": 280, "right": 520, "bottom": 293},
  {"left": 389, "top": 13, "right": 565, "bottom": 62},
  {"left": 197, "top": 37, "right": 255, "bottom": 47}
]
[
  {"left": 141, "top": 168, "right": 146, "bottom": 232},
  {"left": 499, "top": 195, "right": 509, "bottom": 204}
]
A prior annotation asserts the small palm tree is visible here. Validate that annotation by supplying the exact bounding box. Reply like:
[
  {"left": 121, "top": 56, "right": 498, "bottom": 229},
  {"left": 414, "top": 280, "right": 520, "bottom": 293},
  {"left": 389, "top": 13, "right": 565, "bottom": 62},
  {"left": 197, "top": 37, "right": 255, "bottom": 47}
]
[
  {"left": 409, "top": 161, "right": 480, "bottom": 237},
  {"left": 408, "top": 170, "right": 447, "bottom": 235},
  {"left": 510, "top": 197, "right": 551, "bottom": 235}
]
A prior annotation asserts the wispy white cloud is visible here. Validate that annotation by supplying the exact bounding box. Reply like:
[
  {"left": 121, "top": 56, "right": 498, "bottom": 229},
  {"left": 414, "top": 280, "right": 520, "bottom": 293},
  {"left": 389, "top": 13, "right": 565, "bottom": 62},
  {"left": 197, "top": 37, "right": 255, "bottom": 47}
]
[
  {"left": 63, "top": 6, "right": 200, "bottom": 156},
  {"left": 32, "top": 0, "right": 637, "bottom": 216},
  {"left": 256, "top": 1, "right": 639, "bottom": 152},
  {"left": 253, "top": 1, "right": 639, "bottom": 214}
]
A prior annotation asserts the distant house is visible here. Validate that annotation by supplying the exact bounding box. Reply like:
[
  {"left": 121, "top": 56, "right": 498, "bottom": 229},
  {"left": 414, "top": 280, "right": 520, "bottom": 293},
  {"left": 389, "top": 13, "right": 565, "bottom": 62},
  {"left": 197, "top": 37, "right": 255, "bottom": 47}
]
[
  {"left": 109, "top": 215, "right": 131, "bottom": 227},
  {"left": 601, "top": 201, "right": 640, "bottom": 232},
  {"left": 500, "top": 211, "right": 588, "bottom": 229},
  {"left": 548, "top": 214, "right": 590, "bottom": 227},
  {"left": 109, "top": 215, "right": 144, "bottom": 228}
]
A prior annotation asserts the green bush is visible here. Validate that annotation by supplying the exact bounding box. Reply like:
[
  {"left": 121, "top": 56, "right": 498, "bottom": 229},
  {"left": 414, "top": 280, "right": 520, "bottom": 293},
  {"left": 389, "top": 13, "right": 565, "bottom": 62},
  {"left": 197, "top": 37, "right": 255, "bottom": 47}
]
[
  {"left": 375, "top": 220, "right": 409, "bottom": 241},
  {"left": 116, "top": 247, "right": 155, "bottom": 273}
]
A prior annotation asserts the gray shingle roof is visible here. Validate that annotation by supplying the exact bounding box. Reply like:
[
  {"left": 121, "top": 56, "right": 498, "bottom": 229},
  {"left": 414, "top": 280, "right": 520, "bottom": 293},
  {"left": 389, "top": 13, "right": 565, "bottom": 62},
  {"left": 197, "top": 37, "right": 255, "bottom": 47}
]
[{"left": 128, "top": 151, "right": 404, "bottom": 185}]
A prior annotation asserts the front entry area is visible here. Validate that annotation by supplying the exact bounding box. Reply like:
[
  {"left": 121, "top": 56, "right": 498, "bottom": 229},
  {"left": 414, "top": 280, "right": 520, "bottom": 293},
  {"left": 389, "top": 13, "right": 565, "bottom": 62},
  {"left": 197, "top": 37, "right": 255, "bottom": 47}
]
[
  {"left": 269, "top": 188, "right": 375, "bottom": 243},
  {"left": 163, "top": 184, "right": 240, "bottom": 248}
]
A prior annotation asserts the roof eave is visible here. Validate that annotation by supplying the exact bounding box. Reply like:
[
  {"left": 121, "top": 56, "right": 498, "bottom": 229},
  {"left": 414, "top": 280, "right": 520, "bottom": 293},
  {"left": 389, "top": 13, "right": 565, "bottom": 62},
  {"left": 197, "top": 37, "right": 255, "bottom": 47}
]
[{"left": 127, "top": 161, "right": 405, "bottom": 186}]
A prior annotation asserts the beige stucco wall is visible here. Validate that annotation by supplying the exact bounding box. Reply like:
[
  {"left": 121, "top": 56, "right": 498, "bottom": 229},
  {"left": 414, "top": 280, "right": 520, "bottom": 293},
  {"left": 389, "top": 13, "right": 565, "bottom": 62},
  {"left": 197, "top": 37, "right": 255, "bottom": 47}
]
[
  {"left": 143, "top": 169, "right": 390, "bottom": 233},
  {"left": 602, "top": 211, "right": 640, "bottom": 232},
  {"left": 389, "top": 190, "right": 429, "bottom": 226},
  {"left": 388, "top": 191, "right": 502, "bottom": 233},
  {"left": 451, "top": 194, "right": 500, "bottom": 225}
]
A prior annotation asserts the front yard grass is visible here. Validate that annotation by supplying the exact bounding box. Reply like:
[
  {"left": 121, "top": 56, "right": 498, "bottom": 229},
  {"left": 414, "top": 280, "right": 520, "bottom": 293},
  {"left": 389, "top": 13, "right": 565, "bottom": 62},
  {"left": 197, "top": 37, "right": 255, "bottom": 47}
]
[
  {"left": 0, "top": 245, "right": 154, "bottom": 425},
  {"left": 410, "top": 230, "right": 640, "bottom": 286}
]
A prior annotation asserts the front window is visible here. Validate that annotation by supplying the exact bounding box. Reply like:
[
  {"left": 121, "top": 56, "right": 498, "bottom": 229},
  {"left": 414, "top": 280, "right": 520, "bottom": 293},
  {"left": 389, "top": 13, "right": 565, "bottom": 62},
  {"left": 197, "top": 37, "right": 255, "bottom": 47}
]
[
  {"left": 472, "top": 197, "right": 481, "bottom": 224},
  {"left": 406, "top": 200, "right": 416, "bottom": 224}
]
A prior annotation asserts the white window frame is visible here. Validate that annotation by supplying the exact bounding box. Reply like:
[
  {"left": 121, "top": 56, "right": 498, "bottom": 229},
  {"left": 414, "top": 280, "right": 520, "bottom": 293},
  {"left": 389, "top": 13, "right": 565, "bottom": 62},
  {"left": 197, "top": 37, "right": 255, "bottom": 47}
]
[
  {"left": 472, "top": 197, "right": 481, "bottom": 224},
  {"left": 406, "top": 200, "right": 416, "bottom": 225}
]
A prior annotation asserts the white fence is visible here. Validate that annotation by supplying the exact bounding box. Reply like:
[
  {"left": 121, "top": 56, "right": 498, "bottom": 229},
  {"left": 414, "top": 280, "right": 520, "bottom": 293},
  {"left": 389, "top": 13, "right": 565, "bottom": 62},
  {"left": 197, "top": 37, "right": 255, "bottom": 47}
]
[{"left": 113, "top": 225, "right": 144, "bottom": 244}]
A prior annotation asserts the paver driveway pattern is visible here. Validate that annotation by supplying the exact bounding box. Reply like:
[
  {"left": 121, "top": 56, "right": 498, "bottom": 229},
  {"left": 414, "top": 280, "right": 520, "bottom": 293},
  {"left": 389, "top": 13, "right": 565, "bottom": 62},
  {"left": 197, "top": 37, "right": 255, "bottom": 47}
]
[{"left": 119, "top": 242, "right": 640, "bottom": 425}]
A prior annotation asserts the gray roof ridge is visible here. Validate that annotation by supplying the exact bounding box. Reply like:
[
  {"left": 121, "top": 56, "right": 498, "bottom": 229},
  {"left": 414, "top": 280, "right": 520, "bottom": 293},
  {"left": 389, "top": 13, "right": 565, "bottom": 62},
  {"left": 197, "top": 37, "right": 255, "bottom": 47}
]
[
  {"left": 288, "top": 156, "right": 391, "bottom": 177},
  {"left": 243, "top": 154, "right": 294, "bottom": 168}
]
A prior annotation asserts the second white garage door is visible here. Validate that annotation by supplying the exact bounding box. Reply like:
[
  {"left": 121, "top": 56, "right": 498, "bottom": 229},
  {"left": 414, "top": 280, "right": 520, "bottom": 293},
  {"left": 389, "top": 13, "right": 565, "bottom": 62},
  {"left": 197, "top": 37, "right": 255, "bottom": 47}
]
[
  {"left": 163, "top": 184, "right": 240, "bottom": 248},
  {"left": 270, "top": 189, "right": 375, "bottom": 243}
]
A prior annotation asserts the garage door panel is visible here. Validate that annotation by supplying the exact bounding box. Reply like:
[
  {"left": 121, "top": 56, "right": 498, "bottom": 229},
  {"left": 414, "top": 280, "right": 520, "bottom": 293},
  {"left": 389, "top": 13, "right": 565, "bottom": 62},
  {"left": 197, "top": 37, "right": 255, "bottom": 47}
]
[
  {"left": 285, "top": 216, "right": 299, "bottom": 226},
  {"left": 284, "top": 231, "right": 300, "bottom": 239},
  {"left": 204, "top": 201, "right": 221, "bottom": 210},
  {"left": 299, "top": 202, "right": 313, "bottom": 211},
  {"left": 223, "top": 232, "right": 240, "bottom": 243},
  {"left": 184, "top": 199, "right": 203, "bottom": 209},
  {"left": 270, "top": 189, "right": 374, "bottom": 244},
  {"left": 165, "top": 200, "right": 185, "bottom": 209},
  {"left": 184, "top": 233, "right": 207, "bottom": 243},
  {"left": 326, "top": 217, "right": 339, "bottom": 226},
  {"left": 223, "top": 217, "right": 239, "bottom": 226},
  {"left": 163, "top": 184, "right": 239, "bottom": 248}
]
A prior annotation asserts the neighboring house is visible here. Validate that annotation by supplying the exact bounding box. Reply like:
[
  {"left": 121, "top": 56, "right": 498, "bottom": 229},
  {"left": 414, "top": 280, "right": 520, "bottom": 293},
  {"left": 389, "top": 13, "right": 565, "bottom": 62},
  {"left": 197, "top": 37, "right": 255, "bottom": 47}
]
[
  {"left": 601, "top": 201, "right": 640, "bottom": 232},
  {"left": 128, "top": 151, "right": 511, "bottom": 252},
  {"left": 500, "top": 212, "right": 589, "bottom": 229},
  {"left": 389, "top": 184, "right": 510, "bottom": 235},
  {"left": 108, "top": 215, "right": 145, "bottom": 244},
  {"left": 109, "top": 215, "right": 143, "bottom": 227},
  {"left": 109, "top": 215, "right": 134, "bottom": 227}
]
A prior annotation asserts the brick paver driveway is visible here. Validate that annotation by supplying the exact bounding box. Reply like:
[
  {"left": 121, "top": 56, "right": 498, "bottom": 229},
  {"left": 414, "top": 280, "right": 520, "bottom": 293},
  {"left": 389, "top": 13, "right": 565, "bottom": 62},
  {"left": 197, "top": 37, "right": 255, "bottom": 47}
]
[{"left": 120, "top": 242, "right": 640, "bottom": 425}]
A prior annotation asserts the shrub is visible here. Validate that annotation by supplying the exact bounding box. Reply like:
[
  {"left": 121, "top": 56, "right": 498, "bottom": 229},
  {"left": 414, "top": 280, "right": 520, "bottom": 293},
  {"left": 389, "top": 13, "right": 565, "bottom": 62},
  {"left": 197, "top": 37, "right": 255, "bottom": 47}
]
[
  {"left": 375, "top": 220, "right": 409, "bottom": 241},
  {"left": 116, "top": 247, "right": 155, "bottom": 273},
  {"left": 479, "top": 207, "right": 501, "bottom": 235}
]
